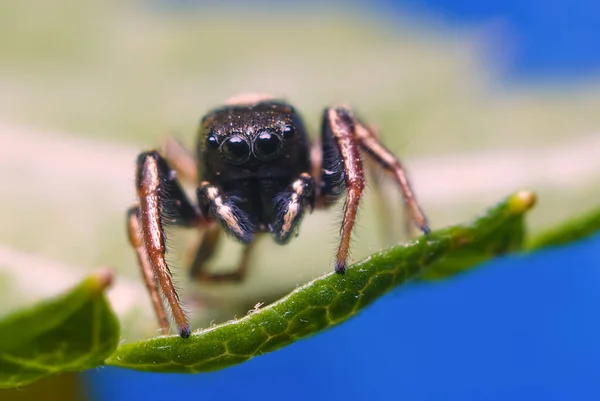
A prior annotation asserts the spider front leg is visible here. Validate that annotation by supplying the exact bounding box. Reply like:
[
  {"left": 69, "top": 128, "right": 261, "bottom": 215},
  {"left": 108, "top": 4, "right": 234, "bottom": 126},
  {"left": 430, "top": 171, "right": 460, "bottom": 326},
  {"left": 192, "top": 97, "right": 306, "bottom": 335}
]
[
  {"left": 316, "top": 107, "right": 366, "bottom": 274},
  {"left": 127, "top": 151, "right": 202, "bottom": 338},
  {"left": 316, "top": 106, "right": 430, "bottom": 274},
  {"left": 127, "top": 207, "right": 170, "bottom": 334}
]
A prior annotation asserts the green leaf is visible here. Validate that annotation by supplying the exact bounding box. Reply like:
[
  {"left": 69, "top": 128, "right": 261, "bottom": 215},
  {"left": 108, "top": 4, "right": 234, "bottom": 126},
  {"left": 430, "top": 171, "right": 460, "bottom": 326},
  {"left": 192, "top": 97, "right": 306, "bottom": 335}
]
[
  {"left": 526, "top": 205, "right": 600, "bottom": 250},
  {"left": 0, "top": 270, "right": 120, "bottom": 389},
  {"left": 106, "top": 190, "right": 537, "bottom": 373},
  {"left": 418, "top": 191, "right": 530, "bottom": 280}
]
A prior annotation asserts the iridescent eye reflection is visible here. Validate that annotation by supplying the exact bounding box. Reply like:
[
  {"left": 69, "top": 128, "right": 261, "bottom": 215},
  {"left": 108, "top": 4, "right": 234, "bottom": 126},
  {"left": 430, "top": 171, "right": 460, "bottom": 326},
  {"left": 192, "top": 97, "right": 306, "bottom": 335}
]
[
  {"left": 253, "top": 131, "right": 282, "bottom": 160},
  {"left": 206, "top": 134, "right": 219, "bottom": 150},
  {"left": 282, "top": 125, "right": 295, "bottom": 138}
]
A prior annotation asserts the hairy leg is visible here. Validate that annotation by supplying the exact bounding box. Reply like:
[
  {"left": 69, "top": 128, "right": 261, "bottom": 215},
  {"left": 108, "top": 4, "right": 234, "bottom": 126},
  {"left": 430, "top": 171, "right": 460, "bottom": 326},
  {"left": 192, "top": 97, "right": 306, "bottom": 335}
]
[
  {"left": 353, "top": 120, "right": 430, "bottom": 233},
  {"left": 315, "top": 107, "right": 366, "bottom": 274},
  {"left": 272, "top": 172, "right": 315, "bottom": 244},
  {"left": 197, "top": 182, "right": 255, "bottom": 244},
  {"left": 314, "top": 105, "right": 429, "bottom": 274},
  {"left": 127, "top": 207, "right": 170, "bottom": 335},
  {"left": 127, "top": 150, "right": 202, "bottom": 338}
]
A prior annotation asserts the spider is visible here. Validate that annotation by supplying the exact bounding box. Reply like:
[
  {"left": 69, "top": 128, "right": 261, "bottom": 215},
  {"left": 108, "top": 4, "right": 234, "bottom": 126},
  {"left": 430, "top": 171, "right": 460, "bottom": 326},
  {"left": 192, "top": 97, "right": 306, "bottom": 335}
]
[{"left": 126, "top": 94, "right": 430, "bottom": 338}]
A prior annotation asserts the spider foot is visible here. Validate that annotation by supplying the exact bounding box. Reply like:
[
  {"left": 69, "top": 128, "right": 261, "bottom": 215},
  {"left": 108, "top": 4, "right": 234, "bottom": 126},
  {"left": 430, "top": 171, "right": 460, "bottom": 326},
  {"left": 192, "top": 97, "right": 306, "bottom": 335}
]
[
  {"left": 334, "top": 260, "right": 347, "bottom": 275},
  {"left": 179, "top": 325, "right": 191, "bottom": 339}
]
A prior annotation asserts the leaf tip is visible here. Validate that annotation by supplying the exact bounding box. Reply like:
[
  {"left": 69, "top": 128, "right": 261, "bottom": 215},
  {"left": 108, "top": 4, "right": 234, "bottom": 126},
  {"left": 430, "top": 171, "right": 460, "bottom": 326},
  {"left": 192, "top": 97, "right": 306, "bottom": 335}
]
[
  {"left": 508, "top": 190, "right": 537, "bottom": 214},
  {"left": 89, "top": 268, "right": 114, "bottom": 293}
]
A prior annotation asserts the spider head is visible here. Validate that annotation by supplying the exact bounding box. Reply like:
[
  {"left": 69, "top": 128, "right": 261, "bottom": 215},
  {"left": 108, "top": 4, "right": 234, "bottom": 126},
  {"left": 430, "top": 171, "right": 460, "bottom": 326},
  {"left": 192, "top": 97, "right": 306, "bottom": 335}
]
[{"left": 198, "top": 99, "right": 307, "bottom": 178}]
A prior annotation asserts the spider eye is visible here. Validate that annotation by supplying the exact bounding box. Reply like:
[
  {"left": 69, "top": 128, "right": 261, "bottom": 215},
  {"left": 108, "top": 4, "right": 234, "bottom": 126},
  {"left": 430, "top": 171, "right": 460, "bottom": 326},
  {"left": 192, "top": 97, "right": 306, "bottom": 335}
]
[
  {"left": 253, "top": 131, "right": 282, "bottom": 160},
  {"left": 282, "top": 125, "right": 295, "bottom": 138},
  {"left": 221, "top": 134, "right": 251, "bottom": 164},
  {"left": 206, "top": 134, "right": 219, "bottom": 150}
]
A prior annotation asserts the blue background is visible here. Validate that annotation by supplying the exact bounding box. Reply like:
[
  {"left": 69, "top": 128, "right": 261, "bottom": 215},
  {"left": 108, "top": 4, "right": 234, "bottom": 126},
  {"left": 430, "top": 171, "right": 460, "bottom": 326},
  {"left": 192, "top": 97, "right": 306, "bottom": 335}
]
[
  {"left": 375, "top": 0, "right": 600, "bottom": 79},
  {"left": 87, "top": 1, "right": 600, "bottom": 399}
]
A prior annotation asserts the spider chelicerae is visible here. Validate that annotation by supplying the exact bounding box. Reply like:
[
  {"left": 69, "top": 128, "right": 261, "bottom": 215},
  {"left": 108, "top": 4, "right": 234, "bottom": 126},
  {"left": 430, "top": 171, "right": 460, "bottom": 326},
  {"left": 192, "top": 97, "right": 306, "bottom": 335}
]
[{"left": 127, "top": 94, "right": 430, "bottom": 338}]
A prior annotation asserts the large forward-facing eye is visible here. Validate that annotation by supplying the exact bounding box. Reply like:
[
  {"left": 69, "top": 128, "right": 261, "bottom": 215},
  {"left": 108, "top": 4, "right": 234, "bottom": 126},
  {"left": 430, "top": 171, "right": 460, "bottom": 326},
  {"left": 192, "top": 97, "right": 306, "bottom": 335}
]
[
  {"left": 221, "top": 134, "right": 251, "bottom": 164},
  {"left": 253, "top": 130, "right": 283, "bottom": 160}
]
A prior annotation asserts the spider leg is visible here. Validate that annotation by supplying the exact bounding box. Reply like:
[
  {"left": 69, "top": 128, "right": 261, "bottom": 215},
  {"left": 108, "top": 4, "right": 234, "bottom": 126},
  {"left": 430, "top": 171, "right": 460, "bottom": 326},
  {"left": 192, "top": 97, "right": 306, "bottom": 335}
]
[
  {"left": 161, "top": 136, "right": 198, "bottom": 184},
  {"left": 189, "top": 223, "right": 222, "bottom": 279},
  {"left": 197, "top": 182, "right": 255, "bottom": 244},
  {"left": 127, "top": 150, "right": 202, "bottom": 338},
  {"left": 353, "top": 118, "right": 430, "bottom": 234},
  {"left": 127, "top": 207, "right": 170, "bottom": 335},
  {"left": 362, "top": 124, "right": 414, "bottom": 241},
  {"left": 363, "top": 154, "right": 399, "bottom": 243},
  {"left": 192, "top": 183, "right": 260, "bottom": 283},
  {"left": 316, "top": 107, "right": 366, "bottom": 274},
  {"left": 315, "top": 106, "right": 429, "bottom": 274},
  {"left": 272, "top": 172, "right": 316, "bottom": 244},
  {"left": 310, "top": 137, "right": 323, "bottom": 190},
  {"left": 189, "top": 224, "right": 263, "bottom": 283}
]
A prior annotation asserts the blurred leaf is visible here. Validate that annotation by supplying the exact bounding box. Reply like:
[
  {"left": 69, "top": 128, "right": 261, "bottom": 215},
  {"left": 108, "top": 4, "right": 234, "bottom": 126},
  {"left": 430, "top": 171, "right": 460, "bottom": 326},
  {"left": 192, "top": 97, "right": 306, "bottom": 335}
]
[
  {"left": 0, "top": 373, "right": 83, "bottom": 401},
  {"left": 526, "top": 205, "right": 600, "bottom": 250},
  {"left": 106, "top": 191, "right": 537, "bottom": 373},
  {"left": 0, "top": 271, "right": 120, "bottom": 389}
]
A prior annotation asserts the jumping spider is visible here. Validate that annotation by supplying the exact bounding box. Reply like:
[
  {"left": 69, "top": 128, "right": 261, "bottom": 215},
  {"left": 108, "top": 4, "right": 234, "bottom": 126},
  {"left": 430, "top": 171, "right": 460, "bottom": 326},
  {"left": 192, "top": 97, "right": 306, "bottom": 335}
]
[{"left": 127, "top": 94, "right": 430, "bottom": 338}]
